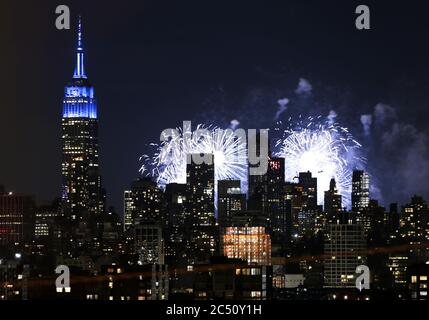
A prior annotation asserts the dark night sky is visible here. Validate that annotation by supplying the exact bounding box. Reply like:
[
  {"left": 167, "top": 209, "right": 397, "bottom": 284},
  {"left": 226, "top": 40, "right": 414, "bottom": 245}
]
[{"left": 3, "top": 0, "right": 429, "bottom": 212}]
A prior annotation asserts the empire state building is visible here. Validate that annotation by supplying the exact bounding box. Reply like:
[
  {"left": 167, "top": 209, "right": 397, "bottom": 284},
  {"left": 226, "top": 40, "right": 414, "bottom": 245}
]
[{"left": 61, "top": 17, "right": 105, "bottom": 222}]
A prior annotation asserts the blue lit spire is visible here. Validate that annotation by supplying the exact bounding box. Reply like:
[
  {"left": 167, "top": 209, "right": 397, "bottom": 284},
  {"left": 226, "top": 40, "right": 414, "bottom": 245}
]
[{"left": 73, "top": 16, "right": 87, "bottom": 79}]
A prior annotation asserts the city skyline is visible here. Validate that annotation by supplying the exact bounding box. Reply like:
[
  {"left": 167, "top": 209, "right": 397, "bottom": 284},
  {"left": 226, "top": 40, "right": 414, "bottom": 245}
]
[
  {"left": 3, "top": 1, "right": 429, "bottom": 212},
  {"left": 2, "top": 1, "right": 429, "bottom": 303}
]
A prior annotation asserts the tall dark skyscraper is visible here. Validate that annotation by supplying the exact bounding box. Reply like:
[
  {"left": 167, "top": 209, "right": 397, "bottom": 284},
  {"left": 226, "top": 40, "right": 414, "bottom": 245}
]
[
  {"left": 295, "top": 171, "right": 318, "bottom": 238},
  {"left": 217, "top": 180, "right": 245, "bottom": 228},
  {"left": 164, "top": 183, "right": 187, "bottom": 265},
  {"left": 351, "top": 170, "right": 369, "bottom": 214},
  {"left": 324, "top": 178, "right": 342, "bottom": 217},
  {"left": 186, "top": 154, "right": 217, "bottom": 263},
  {"left": 186, "top": 154, "right": 215, "bottom": 227},
  {"left": 61, "top": 17, "right": 105, "bottom": 222},
  {"left": 298, "top": 171, "right": 317, "bottom": 210},
  {"left": 265, "top": 158, "right": 287, "bottom": 255},
  {"left": 247, "top": 132, "right": 270, "bottom": 213}
]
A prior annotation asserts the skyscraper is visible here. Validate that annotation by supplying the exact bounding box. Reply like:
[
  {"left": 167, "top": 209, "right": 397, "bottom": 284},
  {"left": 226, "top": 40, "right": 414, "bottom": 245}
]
[
  {"left": 128, "top": 178, "right": 163, "bottom": 225},
  {"left": 217, "top": 180, "right": 246, "bottom": 228},
  {"left": 164, "top": 183, "right": 187, "bottom": 265},
  {"left": 283, "top": 182, "right": 304, "bottom": 242},
  {"left": 351, "top": 170, "right": 369, "bottom": 214},
  {"left": 247, "top": 132, "right": 270, "bottom": 213},
  {"left": 296, "top": 171, "right": 318, "bottom": 238},
  {"left": 400, "top": 195, "right": 429, "bottom": 263},
  {"left": 134, "top": 223, "right": 165, "bottom": 265},
  {"left": 186, "top": 154, "right": 215, "bottom": 227},
  {"left": 123, "top": 190, "right": 134, "bottom": 231},
  {"left": 186, "top": 154, "right": 217, "bottom": 264},
  {"left": 324, "top": 218, "right": 366, "bottom": 289},
  {"left": 61, "top": 17, "right": 105, "bottom": 222},
  {"left": 299, "top": 171, "right": 318, "bottom": 210},
  {"left": 324, "top": 178, "right": 342, "bottom": 217}
]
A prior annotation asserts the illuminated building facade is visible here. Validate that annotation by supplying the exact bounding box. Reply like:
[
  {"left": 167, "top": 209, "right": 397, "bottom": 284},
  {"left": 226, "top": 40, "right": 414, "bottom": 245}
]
[
  {"left": 0, "top": 192, "right": 35, "bottom": 248},
  {"left": 32, "top": 199, "right": 62, "bottom": 256},
  {"left": 222, "top": 211, "right": 271, "bottom": 266},
  {"left": 223, "top": 226, "right": 271, "bottom": 266},
  {"left": 123, "top": 190, "right": 133, "bottom": 231},
  {"left": 266, "top": 157, "right": 287, "bottom": 252},
  {"left": 387, "top": 254, "right": 408, "bottom": 288},
  {"left": 283, "top": 182, "right": 304, "bottom": 241},
  {"left": 408, "top": 263, "right": 429, "bottom": 300},
  {"left": 129, "top": 178, "right": 163, "bottom": 225},
  {"left": 193, "top": 256, "right": 272, "bottom": 300},
  {"left": 99, "top": 264, "right": 168, "bottom": 300},
  {"left": 61, "top": 17, "right": 105, "bottom": 222},
  {"left": 134, "top": 222, "right": 164, "bottom": 265},
  {"left": 324, "top": 219, "right": 366, "bottom": 288},
  {"left": 34, "top": 200, "right": 61, "bottom": 239},
  {"left": 400, "top": 195, "right": 429, "bottom": 263},
  {"left": 217, "top": 180, "right": 246, "bottom": 228},
  {"left": 351, "top": 170, "right": 370, "bottom": 215},
  {"left": 186, "top": 154, "right": 215, "bottom": 226},
  {"left": 186, "top": 154, "right": 217, "bottom": 263}
]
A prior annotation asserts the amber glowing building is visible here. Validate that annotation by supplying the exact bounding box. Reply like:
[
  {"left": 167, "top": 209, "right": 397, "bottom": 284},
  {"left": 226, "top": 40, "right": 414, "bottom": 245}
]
[{"left": 222, "top": 212, "right": 271, "bottom": 266}]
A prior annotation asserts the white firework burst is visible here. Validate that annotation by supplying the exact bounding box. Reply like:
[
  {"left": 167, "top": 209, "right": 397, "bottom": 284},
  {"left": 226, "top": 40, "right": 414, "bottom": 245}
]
[
  {"left": 140, "top": 124, "right": 248, "bottom": 196},
  {"left": 274, "top": 116, "right": 365, "bottom": 208}
]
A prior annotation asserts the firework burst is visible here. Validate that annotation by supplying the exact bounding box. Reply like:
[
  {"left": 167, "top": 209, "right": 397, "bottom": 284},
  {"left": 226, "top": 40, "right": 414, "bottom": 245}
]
[
  {"left": 140, "top": 124, "right": 248, "bottom": 195},
  {"left": 273, "top": 115, "right": 365, "bottom": 208}
]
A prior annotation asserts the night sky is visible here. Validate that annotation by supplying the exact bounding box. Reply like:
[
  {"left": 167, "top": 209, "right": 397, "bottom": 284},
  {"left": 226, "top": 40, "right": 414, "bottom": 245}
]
[{"left": 3, "top": 0, "right": 429, "bottom": 212}]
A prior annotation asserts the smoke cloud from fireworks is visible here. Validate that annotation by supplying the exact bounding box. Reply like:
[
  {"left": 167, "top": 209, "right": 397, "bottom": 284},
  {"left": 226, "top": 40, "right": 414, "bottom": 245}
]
[
  {"left": 360, "top": 114, "right": 372, "bottom": 136},
  {"left": 274, "top": 98, "right": 289, "bottom": 121},
  {"left": 295, "top": 78, "right": 313, "bottom": 95}
]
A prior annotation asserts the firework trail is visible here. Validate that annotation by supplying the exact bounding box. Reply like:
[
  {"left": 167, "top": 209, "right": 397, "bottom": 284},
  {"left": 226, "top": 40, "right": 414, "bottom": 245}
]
[{"left": 273, "top": 115, "right": 365, "bottom": 208}]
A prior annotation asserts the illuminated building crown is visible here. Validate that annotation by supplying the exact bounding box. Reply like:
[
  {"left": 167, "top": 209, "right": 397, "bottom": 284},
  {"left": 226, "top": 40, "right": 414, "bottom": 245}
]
[{"left": 62, "top": 16, "right": 97, "bottom": 119}]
